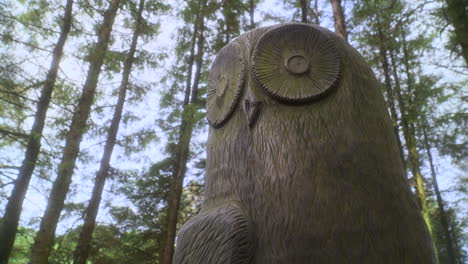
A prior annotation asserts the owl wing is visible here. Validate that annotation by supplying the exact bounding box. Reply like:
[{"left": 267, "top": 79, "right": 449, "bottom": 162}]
[{"left": 173, "top": 202, "right": 254, "bottom": 264}]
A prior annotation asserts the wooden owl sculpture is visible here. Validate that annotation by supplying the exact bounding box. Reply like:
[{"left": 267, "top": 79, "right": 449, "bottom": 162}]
[{"left": 173, "top": 23, "right": 436, "bottom": 264}]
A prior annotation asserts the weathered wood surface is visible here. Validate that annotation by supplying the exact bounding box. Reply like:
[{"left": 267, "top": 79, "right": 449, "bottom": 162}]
[{"left": 173, "top": 23, "right": 436, "bottom": 264}]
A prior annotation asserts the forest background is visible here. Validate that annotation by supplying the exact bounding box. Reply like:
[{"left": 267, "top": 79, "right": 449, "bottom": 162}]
[{"left": 0, "top": 0, "right": 466, "bottom": 263}]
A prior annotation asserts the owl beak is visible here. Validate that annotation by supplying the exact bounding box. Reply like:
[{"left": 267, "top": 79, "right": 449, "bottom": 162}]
[{"left": 243, "top": 93, "right": 262, "bottom": 128}]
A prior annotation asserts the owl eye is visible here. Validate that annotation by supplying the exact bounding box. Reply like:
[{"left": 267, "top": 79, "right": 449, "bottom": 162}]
[
  {"left": 207, "top": 42, "right": 245, "bottom": 128},
  {"left": 252, "top": 24, "right": 341, "bottom": 103}
]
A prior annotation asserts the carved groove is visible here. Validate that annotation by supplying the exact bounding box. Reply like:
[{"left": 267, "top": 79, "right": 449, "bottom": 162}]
[
  {"left": 173, "top": 204, "right": 254, "bottom": 264},
  {"left": 207, "top": 42, "right": 245, "bottom": 128},
  {"left": 252, "top": 23, "right": 341, "bottom": 103}
]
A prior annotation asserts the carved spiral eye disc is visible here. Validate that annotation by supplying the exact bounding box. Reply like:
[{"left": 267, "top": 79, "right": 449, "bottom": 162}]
[
  {"left": 253, "top": 24, "right": 341, "bottom": 103},
  {"left": 207, "top": 43, "right": 244, "bottom": 128}
]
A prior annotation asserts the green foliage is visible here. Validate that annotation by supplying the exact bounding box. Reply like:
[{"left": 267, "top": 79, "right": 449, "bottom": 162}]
[
  {"left": 0, "top": 53, "right": 29, "bottom": 141},
  {"left": 118, "top": 129, "right": 159, "bottom": 155},
  {"left": 116, "top": 150, "right": 188, "bottom": 227},
  {"left": 8, "top": 227, "right": 35, "bottom": 264},
  {"left": 279, "top": 0, "right": 323, "bottom": 23},
  {"left": 428, "top": 199, "right": 468, "bottom": 263},
  {"left": 435, "top": 101, "right": 468, "bottom": 167},
  {"left": 350, "top": 2, "right": 467, "bottom": 263},
  {"left": 107, "top": 157, "right": 203, "bottom": 261},
  {"left": 47, "top": 224, "right": 161, "bottom": 264},
  {"left": 103, "top": 50, "right": 127, "bottom": 73},
  {"left": 211, "top": 0, "right": 245, "bottom": 51},
  {"left": 49, "top": 228, "right": 79, "bottom": 264}
]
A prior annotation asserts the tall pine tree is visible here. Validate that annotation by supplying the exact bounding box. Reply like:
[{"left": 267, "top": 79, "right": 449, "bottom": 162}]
[
  {"left": 159, "top": 1, "right": 209, "bottom": 263},
  {"left": 0, "top": 1, "right": 74, "bottom": 262},
  {"left": 71, "top": 0, "right": 156, "bottom": 262},
  {"left": 29, "top": 0, "right": 121, "bottom": 262}
]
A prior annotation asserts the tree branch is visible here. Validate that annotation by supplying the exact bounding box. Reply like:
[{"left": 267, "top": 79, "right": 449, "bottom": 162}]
[
  {"left": 0, "top": 165, "right": 20, "bottom": 170},
  {"left": 0, "top": 127, "right": 29, "bottom": 139}
]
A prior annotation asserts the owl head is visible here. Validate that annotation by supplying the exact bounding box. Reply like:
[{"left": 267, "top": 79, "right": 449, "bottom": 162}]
[
  {"left": 206, "top": 23, "right": 347, "bottom": 130},
  {"left": 203, "top": 23, "right": 399, "bottom": 205}
]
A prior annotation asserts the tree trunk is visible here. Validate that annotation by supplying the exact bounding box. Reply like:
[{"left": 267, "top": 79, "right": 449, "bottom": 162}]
[
  {"left": 182, "top": 1, "right": 202, "bottom": 106},
  {"left": 390, "top": 40, "right": 438, "bottom": 258},
  {"left": 388, "top": 48, "right": 408, "bottom": 172},
  {"left": 249, "top": 0, "right": 255, "bottom": 29},
  {"left": 190, "top": 23, "right": 205, "bottom": 103},
  {"left": 159, "top": 2, "right": 207, "bottom": 264},
  {"left": 330, "top": 0, "right": 348, "bottom": 41},
  {"left": 311, "top": 0, "right": 320, "bottom": 25},
  {"left": 222, "top": 1, "right": 232, "bottom": 43},
  {"left": 445, "top": 0, "right": 468, "bottom": 64},
  {"left": 29, "top": 1, "right": 121, "bottom": 263},
  {"left": 376, "top": 22, "right": 406, "bottom": 167},
  {"left": 72, "top": 1, "right": 143, "bottom": 264},
  {"left": 399, "top": 24, "right": 435, "bottom": 243},
  {"left": 0, "top": 0, "right": 73, "bottom": 262},
  {"left": 300, "top": 0, "right": 308, "bottom": 23},
  {"left": 422, "top": 124, "right": 457, "bottom": 264}
]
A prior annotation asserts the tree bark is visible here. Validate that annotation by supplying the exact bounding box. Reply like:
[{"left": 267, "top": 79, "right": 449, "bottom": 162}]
[
  {"left": 422, "top": 124, "right": 457, "bottom": 264},
  {"left": 0, "top": 0, "right": 74, "bottom": 262},
  {"left": 445, "top": 0, "right": 468, "bottom": 65},
  {"left": 389, "top": 42, "right": 439, "bottom": 259},
  {"left": 222, "top": 1, "right": 232, "bottom": 43},
  {"left": 300, "top": 0, "right": 308, "bottom": 23},
  {"left": 159, "top": 2, "right": 207, "bottom": 264},
  {"left": 311, "top": 0, "right": 320, "bottom": 24},
  {"left": 399, "top": 24, "right": 435, "bottom": 241},
  {"left": 190, "top": 22, "right": 205, "bottom": 103},
  {"left": 330, "top": 0, "right": 348, "bottom": 41},
  {"left": 182, "top": 1, "right": 202, "bottom": 106},
  {"left": 0, "top": 126, "right": 28, "bottom": 140},
  {"left": 29, "top": 0, "right": 121, "bottom": 263},
  {"left": 71, "top": 1, "right": 143, "bottom": 263},
  {"left": 249, "top": 0, "right": 255, "bottom": 29},
  {"left": 388, "top": 48, "right": 408, "bottom": 172},
  {"left": 376, "top": 22, "right": 406, "bottom": 167}
]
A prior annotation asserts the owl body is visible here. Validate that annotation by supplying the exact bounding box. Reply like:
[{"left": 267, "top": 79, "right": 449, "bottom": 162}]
[{"left": 173, "top": 24, "right": 436, "bottom": 264}]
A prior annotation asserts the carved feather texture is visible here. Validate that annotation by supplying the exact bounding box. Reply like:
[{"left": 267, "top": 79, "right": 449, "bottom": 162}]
[
  {"left": 175, "top": 23, "right": 436, "bottom": 264},
  {"left": 173, "top": 203, "right": 254, "bottom": 264}
]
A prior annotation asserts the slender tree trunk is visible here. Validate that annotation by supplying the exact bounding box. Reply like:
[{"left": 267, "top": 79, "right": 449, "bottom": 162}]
[
  {"left": 158, "top": 6, "right": 201, "bottom": 261},
  {"left": 72, "top": 1, "right": 143, "bottom": 264},
  {"left": 190, "top": 23, "right": 205, "bottom": 103},
  {"left": 330, "top": 0, "right": 348, "bottom": 41},
  {"left": 300, "top": 0, "right": 308, "bottom": 23},
  {"left": 399, "top": 24, "right": 435, "bottom": 244},
  {"left": 388, "top": 48, "right": 408, "bottom": 171},
  {"left": 249, "top": 0, "right": 255, "bottom": 29},
  {"left": 223, "top": 2, "right": 231, "bottom": 43},
  {"left": 160, "top": 2, "right": 207, "bottom": 264},
  {"left": 0, "top": 1, "right": 74, "bottom": 262},
  {"left": 445, "top": 0, "right": 468, "bottom": 64},
  {"left": 29, "top": 1, "right": 121, "bottom": 263},
  {"left": 422, "top": 124, "right": 457, "bottom": 264},
  {"left": 182, "top": 1, "right": 202, "bottom": 106},
  {"left": 390, "top": 43, "right": 439, "bottom": 260},
  {"left": 311, "top": 0, "right": 320, "bottom": 25},
  {"left": 376, "top": 22, "right": 406, "bottom": 166}
]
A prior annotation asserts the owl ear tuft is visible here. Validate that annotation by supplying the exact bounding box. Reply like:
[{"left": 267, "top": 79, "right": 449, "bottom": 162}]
[
  {"left": 252, "top": 23, "right": 341, "bottom": 104},
  {"left": 207, "top": 42, "right": 245, "bottom": 128}
]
